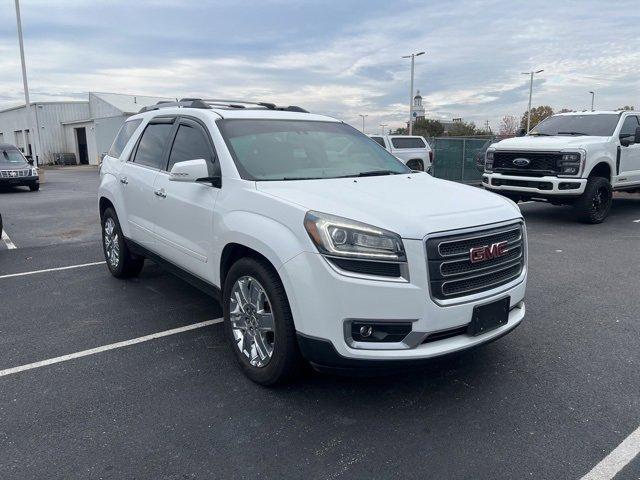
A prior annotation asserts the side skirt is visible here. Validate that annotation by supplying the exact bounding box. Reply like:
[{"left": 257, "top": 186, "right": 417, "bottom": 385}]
[{"left": 126, "top": 238, "right": 222, "bottom": 302}]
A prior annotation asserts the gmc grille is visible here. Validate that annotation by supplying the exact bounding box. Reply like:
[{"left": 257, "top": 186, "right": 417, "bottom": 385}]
[
  {"left": 426, "top": 223, "right": 525, "bottom": 300},
  {"left": 493, "top": 151, "right": 562, "bottom": 176}
]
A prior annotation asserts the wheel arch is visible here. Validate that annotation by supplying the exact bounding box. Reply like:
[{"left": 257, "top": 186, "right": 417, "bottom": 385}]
[{"left": 586, "top": 161, "right": 613, "bottom": 182}]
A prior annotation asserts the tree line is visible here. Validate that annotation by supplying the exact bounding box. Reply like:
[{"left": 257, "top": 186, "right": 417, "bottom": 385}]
[{"left": 391, "top": 105, "right": 635, "bottom": 137}]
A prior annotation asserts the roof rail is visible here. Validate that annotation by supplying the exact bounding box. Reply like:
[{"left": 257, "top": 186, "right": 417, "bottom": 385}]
[
  {"left": 138, "top": 99, "right": 211, "bottom": 113},
  {"left": 138, "top": 98, "right": 309, "bottom": 114},
  {"left": 186, "top": 98, "right": 309, "bottom": 113}
]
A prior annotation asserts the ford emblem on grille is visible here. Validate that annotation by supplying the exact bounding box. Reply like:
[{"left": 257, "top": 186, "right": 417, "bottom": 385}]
[
  {"left": 512, "top": 157, "right": 530, "bottom": 167},
  {"left": 470, "top": 241, "right": 508, "bottom": 263}
]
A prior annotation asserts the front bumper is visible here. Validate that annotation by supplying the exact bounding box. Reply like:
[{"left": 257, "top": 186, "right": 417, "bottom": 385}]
[
  {"left": 0, "top": 175, "right": 39, "bottom": 187},
  {"left": 483, "top": 172, "right": 586, "bottom": 196},
  {"left": 278, "top": 236, "right": 527, "bottom": 367}
]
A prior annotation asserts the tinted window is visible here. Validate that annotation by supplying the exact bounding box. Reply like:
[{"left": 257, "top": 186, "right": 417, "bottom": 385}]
[
  {"left": 371, "top": 136, "right": 385, "bottom": 147},
  {"left": 108, "top": 119, "right": 142, "bottom": 158},
  {"left": 619, "top": 116, "right": 639, "bottom": 138},
  {"left": 133, "top": 123, "right": 173, "bottom": 169},
  {"left": 391, "top": 137, "right": 425, "bottom": 149},
  {"left": 531, "top": 114, "right": 619, "bottom": 136},
  {"left": 218, "top": 120, "right": 409, "bottom": 181},
  {"left": 167, "top": 124, "right": 213, "bottom": 171}
]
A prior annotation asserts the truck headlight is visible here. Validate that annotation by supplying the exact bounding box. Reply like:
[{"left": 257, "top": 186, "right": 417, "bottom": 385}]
[
  {"left": 304, "top": 211, "right": 406, "bottom": 262},
  {"left": 558, "top": 150, "right": 584, "bottom": 177},
  {"left": 485, "top": 149, "right": 495, "bottom": 171},
  {"left": 31, "top": 167, "right": 38, "bottom": 176}
]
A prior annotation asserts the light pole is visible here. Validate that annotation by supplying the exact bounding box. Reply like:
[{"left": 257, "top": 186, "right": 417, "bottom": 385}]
[
  {"left": 589, "top": 91, "right": 595, "bottom": 111},
  {"left": 359, "top": 114, "right": 368, "bottom": 133},
  {"left": 14, "top": 0, "right": 40, "bottom": 166},
  {"left": 521, "top": 69, "right": 544, "bottom": 133},
  {"left": 379, "top": 124, "right": 387, "bottom": 135},
  {"left": 402, "top": 51, "right": 425, "bottom": 135}
]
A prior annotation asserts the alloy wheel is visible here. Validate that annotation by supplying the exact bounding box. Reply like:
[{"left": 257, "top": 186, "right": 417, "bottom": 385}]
[
  {"left": 103, "top": 217, "right": 120, "bottom": 268},
  {"left": 229, "top": 276, "right": 275, "bottom": 368}
]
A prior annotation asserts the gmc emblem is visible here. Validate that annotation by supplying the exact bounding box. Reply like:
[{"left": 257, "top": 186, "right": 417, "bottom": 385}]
[{"left": 470, "top": 241, "right": 508, "bottom": 263}]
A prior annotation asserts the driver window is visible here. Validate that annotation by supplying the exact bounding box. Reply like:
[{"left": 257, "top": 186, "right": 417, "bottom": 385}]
[
  {"left": 167, "top": 124, "right": 213, "bottom": 172},
  {"left": 620, "top": 116, "right": 639, "bottom": 140}
]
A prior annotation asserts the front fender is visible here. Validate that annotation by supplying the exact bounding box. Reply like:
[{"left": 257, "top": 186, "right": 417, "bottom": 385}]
[{"left": 213, "top": 210, "right": 306, "bottom": 286}]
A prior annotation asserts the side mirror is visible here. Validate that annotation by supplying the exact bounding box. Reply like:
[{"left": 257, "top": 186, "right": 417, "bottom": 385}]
[
  {"left": 27, "top": 158, "right": 34, "bottom": 166},
  {"left": 169, "top": 159, "right": 220, "bottom": 187},
  {"left": 620, "top": 136, "right": 632, "bottom": 147},
  {"left": 516, "top": 128, "right": 526, "bottom": 137},
  {"left": 635, "top": 126, "right": 640, "bottom": 144}
]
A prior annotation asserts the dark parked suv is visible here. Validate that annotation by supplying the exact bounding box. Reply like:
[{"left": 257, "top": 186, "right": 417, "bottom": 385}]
[{"left": 0, "top": 143, "right": 39, "bottom": 191}]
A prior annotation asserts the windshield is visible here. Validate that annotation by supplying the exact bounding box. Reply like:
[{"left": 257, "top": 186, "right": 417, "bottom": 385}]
[
  {"left": 218, "top": 120, "right": 410, "bottom": 181},
  {"left": 530, "top": 114, "right": 619, "bottom": 136},
  {"left": 0, "top": 148, "right": 28, "bottom": 166}
]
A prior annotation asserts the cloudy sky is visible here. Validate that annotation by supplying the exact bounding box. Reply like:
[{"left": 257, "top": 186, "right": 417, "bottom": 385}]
[{"left": 0, "top": 0, "right": 638, "bottom": 132}]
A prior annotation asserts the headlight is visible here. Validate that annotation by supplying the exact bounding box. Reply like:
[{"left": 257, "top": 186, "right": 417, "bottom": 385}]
[
  {"left": 558, "top": 150, "right": 584, "bottom": 177},
  {"left": 304, "top": 211, "right": 406, "bottom": 262},
  {"left": 31, "top": 168, "right": 38, "bottom": 176},
  {"left": 485, "top": 149, "right": 495, "bottom": 171}
]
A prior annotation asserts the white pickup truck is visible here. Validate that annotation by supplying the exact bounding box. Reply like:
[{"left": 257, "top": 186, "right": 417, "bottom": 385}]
[
  {"left": 369, "top": 135, "right": 433, "bottom": 173},
  {"left": 483, "top": 110, "right": 640, "bottom": 223}
]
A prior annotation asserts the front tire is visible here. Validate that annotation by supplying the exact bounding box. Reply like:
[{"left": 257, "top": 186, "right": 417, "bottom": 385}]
[
  {"left": 223, "top": 257, "right": 303, "bottom": 385},
  {"left": 29, "top": 183, "right": 39, "bottom": 192},
  {"left": 101, "top": 207, "right": 144, "bottom": 278},
  {"left": 573, "top": 176, "right": 612, "bottom": 224}
]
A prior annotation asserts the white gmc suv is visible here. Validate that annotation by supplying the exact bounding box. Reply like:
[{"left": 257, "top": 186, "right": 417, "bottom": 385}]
[
  {"left": 483, "top": 110, "right": 640, "bottom": 223},
  {"left": 98, "top": 99, "right": 527, "bottom": 385}
]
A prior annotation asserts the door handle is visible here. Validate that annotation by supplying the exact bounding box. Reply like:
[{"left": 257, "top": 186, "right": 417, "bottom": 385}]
[
  {"left": 154, "top": 188, "right": 167, "bottom": 198},
  {"left": 120, "top": 176, "right": 128, "bottom": 185}
]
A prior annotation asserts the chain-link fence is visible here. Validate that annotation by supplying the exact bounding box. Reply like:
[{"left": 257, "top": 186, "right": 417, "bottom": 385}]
[{"left": 426, "top": 136, "right": 495, "bottom": 183}]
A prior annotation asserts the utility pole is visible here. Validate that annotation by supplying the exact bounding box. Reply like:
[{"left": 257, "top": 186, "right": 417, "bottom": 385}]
[
  {"left": 14, "top": 0, "right": 41, "bottom": 166},
  {"left": 379, "top": 124, "right": 387, "bottom": 135},
  {"left": 359, "top": 114, "right": 368, "bottom": 133},
  {"left": 589, "top": 91, "right": 595, "bottom": 111},
  {"left": 402, "top": 51, "right": 425, "bottom": 135},
  {"left": 521, "top": 69, "right": 544, "bottom": 133}
]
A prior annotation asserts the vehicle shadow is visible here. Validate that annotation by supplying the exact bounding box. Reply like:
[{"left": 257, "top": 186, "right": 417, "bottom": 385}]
[
  {"left": 0, "top": 186, "right": 32, "bottom": 195},
  {"left": 519, "top": 195, "right": 640, "bottom": 224}
]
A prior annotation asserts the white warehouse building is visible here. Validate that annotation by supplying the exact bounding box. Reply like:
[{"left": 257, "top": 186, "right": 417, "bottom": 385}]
[{"left": 0, "top": 92, "right": 170, "bottom": 165}]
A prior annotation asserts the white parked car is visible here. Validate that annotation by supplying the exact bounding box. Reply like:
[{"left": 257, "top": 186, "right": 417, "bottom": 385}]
[
  {"left": 99, "top": 99, "right": 527, "bottom": 385},
  {"left": 483, "top": 110, "right": 640, "bottom": 223},
  {"left": 368, "top": 134, "right": 433, "bottom": 173}
]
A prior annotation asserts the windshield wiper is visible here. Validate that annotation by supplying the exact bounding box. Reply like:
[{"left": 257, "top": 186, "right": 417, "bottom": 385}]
[
  {"left": 280, "top": 176, "right": 323, "bottom": 181},
  {"left": 353, "top": 170, "right": 399, "bottom": 177},
  {"left": 528, "top": 132, "right": 553, "bottom": 136},
  {"left": 557, "top": 131, "right": 587, "bottom": 136}
]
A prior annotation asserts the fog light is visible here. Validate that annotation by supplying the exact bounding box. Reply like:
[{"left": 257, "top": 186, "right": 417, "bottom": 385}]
[{"left": 359, "top": 325, "right": 373, "bottom": 338}]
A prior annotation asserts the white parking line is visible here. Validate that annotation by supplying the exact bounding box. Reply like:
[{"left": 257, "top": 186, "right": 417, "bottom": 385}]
[
  {"left": 0, "top": 261, "right": 106, "bottom": 280},
  {"left": 581, "top": 424, "right": 640, "bottom": 479},
  {"left": 0, "top": 318, "right": 223, "bottom": 378},
  {"left": 1, "top": 230, "right": 17, "bottom": 249}
]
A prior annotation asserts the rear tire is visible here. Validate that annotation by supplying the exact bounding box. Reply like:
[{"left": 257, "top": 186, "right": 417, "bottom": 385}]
[
  {"left": 573, "top": 176, "right": 612, "bottom": 224},
  {"left": 223, "top": 257, "right": 303, "bottom": 385},
  {"left": 101, "top": 207, "right": 144, "bottom": 278}
]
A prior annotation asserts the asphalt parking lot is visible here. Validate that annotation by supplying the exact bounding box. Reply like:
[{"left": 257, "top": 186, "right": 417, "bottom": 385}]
[{"left": 0, "top": 168, "right": 638, "bottom": 479}]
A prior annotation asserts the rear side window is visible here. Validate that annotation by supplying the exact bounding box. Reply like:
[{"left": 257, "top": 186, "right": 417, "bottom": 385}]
[
  {"left": 108, "top": 119, "right": 142, "bottom": 158},
  {"left": 132, "top": 123, "right": 174, "bottom": 169},
  {"left": 167, "top": 124, "right": 213, "bottom": 172},
  {"left": 391, "top": 137, "right": 425, "bottom": 149},
  {"left": 370, "top": 136, "right": 385, "bottom": 147}
]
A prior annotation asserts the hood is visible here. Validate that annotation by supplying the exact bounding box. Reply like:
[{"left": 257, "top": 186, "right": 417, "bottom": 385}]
[
  {"left": 494, "top": 135, "right": 609, "bottom": 150},
  {"left": 256, "top": 174, "right": 521, "bottom": 239}
]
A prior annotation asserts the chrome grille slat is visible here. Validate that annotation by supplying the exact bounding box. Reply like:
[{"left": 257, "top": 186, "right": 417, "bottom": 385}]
[
  {"left": 426, "top": 223, "right": 525, "bottom": 301},
  {"left": 0, "top": 169, "right": 30, "bottom": 178}
]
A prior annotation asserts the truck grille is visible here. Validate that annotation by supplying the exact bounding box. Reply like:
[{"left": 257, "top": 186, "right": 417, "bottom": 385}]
[
  {"left": 426, "top": 223, "right": 525, "bottom": 300},
  {"left": 493, "top": 151, "right": 562, "bottom": 176},
  {"left": 0, "top": 169, "right": 30, "bottom": 178}
]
